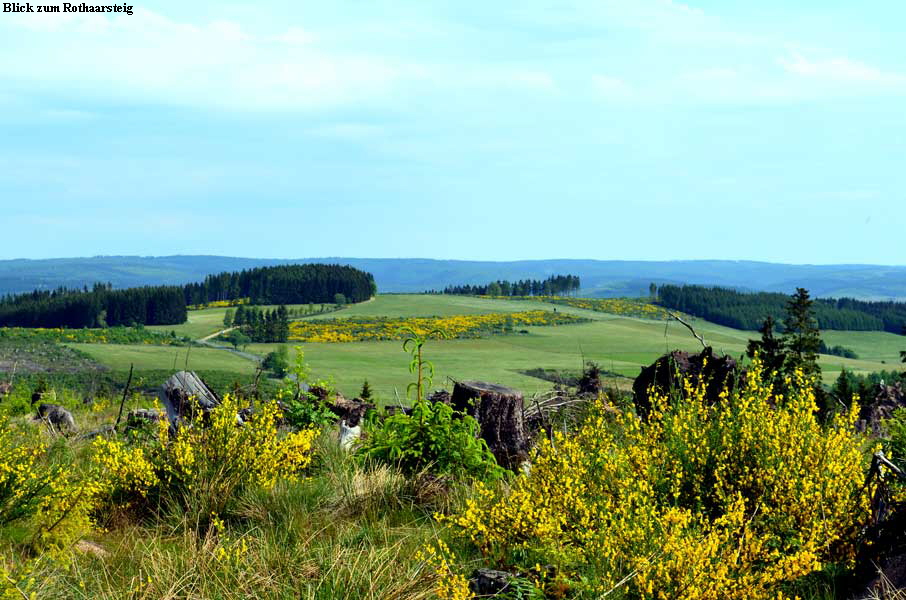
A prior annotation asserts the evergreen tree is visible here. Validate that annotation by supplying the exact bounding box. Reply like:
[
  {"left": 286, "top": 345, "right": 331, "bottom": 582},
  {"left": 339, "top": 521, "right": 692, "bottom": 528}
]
[
  {"left": 360, "top": 379, "right": 373, "bottom": 401},
  {"left": 746, "top": 316, "right": 785, "bottom": 390},
  {"left": 781, "top": 288, "right": 822, "bottom": 380},
  {"left": 223, "top": 309, "right": 234, "bottom": 328},
  {"left": 834, "top": 368, "right": 855, "bottom": 405}
]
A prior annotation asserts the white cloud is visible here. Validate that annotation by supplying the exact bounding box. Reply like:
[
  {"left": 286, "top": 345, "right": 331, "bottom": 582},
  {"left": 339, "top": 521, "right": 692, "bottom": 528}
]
[
  {"left": 779, "top": 52, "right": 906, "bottom": 86},
  {"left": 0, "top": 10, "right": 415, "bottom": 111}
]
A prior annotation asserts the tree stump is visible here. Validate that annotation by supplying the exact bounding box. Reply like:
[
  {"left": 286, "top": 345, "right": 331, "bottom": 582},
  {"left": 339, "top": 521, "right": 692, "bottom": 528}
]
[
  {"left": 450, "top": 381, "right": 529, "bottom": 470},
  {"left": 158, "top": 371, "right": 221, "bottom": 426}
]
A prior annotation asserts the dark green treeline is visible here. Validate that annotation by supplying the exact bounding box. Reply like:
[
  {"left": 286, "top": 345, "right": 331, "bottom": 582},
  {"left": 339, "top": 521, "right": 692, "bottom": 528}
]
[
  {"left": 658, "top": 284, "right": 906, "bottom": 333},
  {"left": 0, "top": 264, "right": 376, "bottom": 329},
  {"left": 184, "top": 264, "right": 376, "bottom": 306}
]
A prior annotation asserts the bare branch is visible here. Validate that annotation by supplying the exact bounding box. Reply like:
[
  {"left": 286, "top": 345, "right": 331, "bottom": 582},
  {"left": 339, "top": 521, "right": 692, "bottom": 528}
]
[{"left": 665, "top": 310, "right": 706, "bottom": 348}]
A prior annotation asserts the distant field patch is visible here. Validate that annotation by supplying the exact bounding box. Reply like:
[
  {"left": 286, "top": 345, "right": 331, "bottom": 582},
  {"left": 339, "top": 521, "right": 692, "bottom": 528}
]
[
  {"left": 187, "top": 298, "right": 249, "bottom": 310},
  {"left": 287, "top": 310, "right": 589, "bottom": 342},
  {"left": 0, "top": 326, "right": 186, "bottom": 345},
  {"left": 528, "top": 296, "right": 670, "bottom": 319},
  {"left": 66, "top": 343, "right": 257, "bottom": 373}
]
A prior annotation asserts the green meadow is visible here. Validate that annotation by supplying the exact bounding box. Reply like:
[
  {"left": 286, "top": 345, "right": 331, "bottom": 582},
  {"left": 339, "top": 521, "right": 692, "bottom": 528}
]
[
  {"left": 65, "top": 343, "right": 257, "bottom": 374},
  {"left": 47, "top": 295, "right": 903, "bottom": 399}
]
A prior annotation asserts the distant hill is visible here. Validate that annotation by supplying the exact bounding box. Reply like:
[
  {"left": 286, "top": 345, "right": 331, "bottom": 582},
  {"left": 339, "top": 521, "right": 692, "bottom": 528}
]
[{"left": 1, "top": 256, "right": 905, "bottom": 300}]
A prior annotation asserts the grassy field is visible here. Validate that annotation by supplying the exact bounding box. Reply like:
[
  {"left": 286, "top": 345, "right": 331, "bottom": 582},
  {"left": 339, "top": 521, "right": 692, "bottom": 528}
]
[
  {"left": 146, "top": 295, "right": 596, "bottom": 341},
  {"left": 239, "top": 295, "right": 905, "bottom": 399},
  {"left": 147, "top": 304, "right": 344, "bottom": 339},
  {"left": 65, "top": 343, "right": 257, "bottom": 373},
  {"left": 59, "top": 295, "right": 904, "bottom": 400}
]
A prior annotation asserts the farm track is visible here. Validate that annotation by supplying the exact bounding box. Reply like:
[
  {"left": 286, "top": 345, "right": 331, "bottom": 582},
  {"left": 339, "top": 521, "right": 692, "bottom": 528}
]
[{"left": 196, "top": 339, "right": 261, "bottom": 364}]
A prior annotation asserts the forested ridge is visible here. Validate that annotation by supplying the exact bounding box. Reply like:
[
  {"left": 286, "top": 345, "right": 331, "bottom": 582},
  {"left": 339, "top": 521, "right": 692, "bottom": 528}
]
[
  {"left": 431, "top": 274, "right": 581, "bottom": 296},
  {"left": 0, "top": 284, "right": 186, "bottom": 328},
  {"left": 0, "top": 264, "right": 376, "bottom": 329},
  {"left": 658, "top": 284, "right": 906, "bottom": 333},
  {"left": 184, "top": 264, "right": 376, "bottom": 306}
]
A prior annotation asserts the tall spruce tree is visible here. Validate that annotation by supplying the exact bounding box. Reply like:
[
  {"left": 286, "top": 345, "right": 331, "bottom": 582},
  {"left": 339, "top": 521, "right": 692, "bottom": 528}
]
[
  {"left": 746, "top": 315, "right": 785, "bottom": 390},
  {"left": 781, "top": 287, "right": 822, "bottom": 380}
]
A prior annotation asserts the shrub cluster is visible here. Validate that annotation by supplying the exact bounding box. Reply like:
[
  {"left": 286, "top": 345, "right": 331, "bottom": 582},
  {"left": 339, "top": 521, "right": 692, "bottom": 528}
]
[
  {"left": 288, "top": 311, "right": 588, "bottom": 343},
  {"left": 442, "top": 359, "right": 871, "bottom": 599}
]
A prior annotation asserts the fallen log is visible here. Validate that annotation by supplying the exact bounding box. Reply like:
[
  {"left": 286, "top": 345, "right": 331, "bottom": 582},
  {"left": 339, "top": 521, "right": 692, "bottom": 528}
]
[{"left": 158, "top": 371, "right": 221, "bottom": 426}]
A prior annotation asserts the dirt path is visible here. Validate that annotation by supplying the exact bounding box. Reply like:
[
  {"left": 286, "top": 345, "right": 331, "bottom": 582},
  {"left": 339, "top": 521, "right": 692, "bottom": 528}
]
[
  {"left": 194, "top": 296, "right": 376, "bottom": 365},
  {"left": 199, "top": 326, "right": 238, "bottom": 342}
]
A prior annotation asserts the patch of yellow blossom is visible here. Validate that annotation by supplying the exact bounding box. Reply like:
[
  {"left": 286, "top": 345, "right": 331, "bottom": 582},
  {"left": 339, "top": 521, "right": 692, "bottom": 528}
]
[
  {"left": 208, "top": 514, "right": 250, "bottom": 567},
  {"left": 0, "top": 326, "right": 178, "bottom": 345},
  {"left": 288, "top": 311, "right": 586, "bottom": 343},
  {"left": 482, "top": 295, "right": 672, "bottom": 320},
  {"left": 161, "top": 394, "right": 318, "bottom": 503},
  {"left": 187, "top": 298, "right": 249, "bottom": 311},
  {"left": 442, "top": 358, "right": 870, "bottom": 599},
  {"left": 416, "top": 540, "right": 471, "bottom": 600}
]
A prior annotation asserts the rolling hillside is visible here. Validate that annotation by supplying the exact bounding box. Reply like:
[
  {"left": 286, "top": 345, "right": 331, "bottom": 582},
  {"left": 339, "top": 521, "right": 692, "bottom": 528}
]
[{"left": 2, "top": 256, "right": 906, "bottom": 299}]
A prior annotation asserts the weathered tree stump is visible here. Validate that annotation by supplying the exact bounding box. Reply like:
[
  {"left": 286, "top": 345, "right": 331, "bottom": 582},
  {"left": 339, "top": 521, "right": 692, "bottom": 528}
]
[
  {"left": 327, "top": 394, "right": 374, "bottom": 427},
  {"left": 450, "top": 381, "right": 529, "bottom": 470},
  {"left": 632, "top": 347, "right": 737, "bottom": 419},
  {"left": 158, "top": 371, "right": 221, "bottom": 426}
]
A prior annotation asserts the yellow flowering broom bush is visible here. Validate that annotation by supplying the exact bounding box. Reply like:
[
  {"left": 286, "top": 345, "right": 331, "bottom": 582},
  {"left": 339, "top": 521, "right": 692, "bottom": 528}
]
[
  {"left": 85, "top": 394, "right": 318, "bottom": 524},
  {"left": 443, "top": 358, "right": 871, "bottom": 599},
  {"left": 288, "top": 311, "right": 587, "bottom": 343},
  {"left": 154, "top": 394, "right": 318, "bottom": 519},
  {"left": 0, "top": 419, "right": 111, "bottom": 558}
]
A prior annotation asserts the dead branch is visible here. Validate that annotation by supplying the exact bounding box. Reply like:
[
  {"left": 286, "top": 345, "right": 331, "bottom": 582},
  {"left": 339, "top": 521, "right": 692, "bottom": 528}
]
[
  {"left": 665, "top": 310, "right": 706, "bottom": 348},
  {"left": 113, "top": 363, "right": 134, "bottom": 432}
]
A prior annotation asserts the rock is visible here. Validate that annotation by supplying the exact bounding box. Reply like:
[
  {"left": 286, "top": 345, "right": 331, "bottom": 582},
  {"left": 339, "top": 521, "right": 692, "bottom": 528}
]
[
  {"left": 339, "top": 420, "right": 361, "bottom": 450},
  {"left": 857, "top": 383, "right": 906, "bottom": 436},
  {"left": 35, "top": 403, "right": 76, "bottom": 432},
  {"left": 632, "top": 347, "right": 738, "bottom": 419},
  {"left": 451, "top": 381, "right": 529, "bottom": 470},
  {"left": 77, "top": 424, "right": 116, "bottom": 440},
  {"left": 75, "top": 540, "right": 109, "bottom": 559},
  {"left": 469, "top": 568, "right": 518, "bottom": 595},
  {"left": 125, "top": 408, "right": 163, "bottom": 431}
]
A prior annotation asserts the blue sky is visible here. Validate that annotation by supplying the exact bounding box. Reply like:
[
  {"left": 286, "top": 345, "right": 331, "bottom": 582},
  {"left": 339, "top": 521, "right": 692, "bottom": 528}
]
[{"left": 1, "top": 1, "right": 905, "bottom": 263}]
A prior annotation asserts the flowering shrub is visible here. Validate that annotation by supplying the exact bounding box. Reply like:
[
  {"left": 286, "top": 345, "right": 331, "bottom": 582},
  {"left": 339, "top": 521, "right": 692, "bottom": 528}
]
[
  {"left": 495, "top": 296, "right": 672, "bottom": 320},
  {"left": 442, "top": 359, "right": 870, "bottom": 599},
  {"left": 0, "top": 326, "right": 186, "bottom": 345},
  {"left": 156, "top": 394, "right": 318, "bottom": 517},
  {"left": 288, "top": 311, "right": 587, "bottom": 343},
  {"left": 87, "top": 394, "right": 318, "bottom": 522},
  {"left": 416, "top": 541, "right": 471, "bottom": 600},
  {"left": 0, "top": 421, "right": 106, "bottom": 556},
  {"left": 187, "top": 298, "right": 249, "bottom": 310}
]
